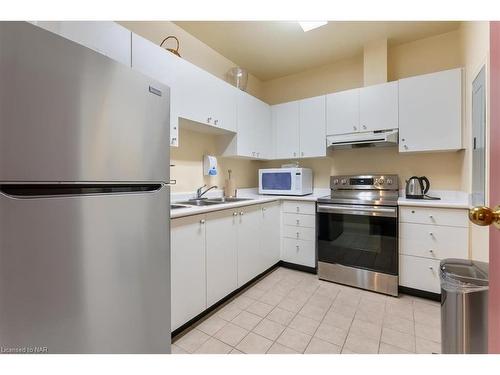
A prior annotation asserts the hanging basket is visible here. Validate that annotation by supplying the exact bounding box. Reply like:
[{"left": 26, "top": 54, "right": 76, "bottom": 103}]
[{"left": 160, "top": 36, "right": 181, "bottom": 57}]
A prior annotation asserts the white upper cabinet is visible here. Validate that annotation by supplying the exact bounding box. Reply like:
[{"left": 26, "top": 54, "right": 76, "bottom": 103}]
[
  {"left": 131, "top": 33, "right": 179, "bottom": 147},
  {"left": 299, "top": 96, "right": 326, "bottom": 158},
  {"left": 326, "top": 88, "right": 360, "bottom": 135},
  {"left": 32, "top": 21, "right": 132, "bottom": 66},
  {"left": 399, "top": 68, "right": 463, "bottom": 153},
  {"left": 359, "top": 81, "right": 398, "bottom": 132},
  {"left": 272, "top": 101, "right": 301, "bottom": 159},
  {"left": 176, "top": 59, "right": 237, "bottom": 133}
]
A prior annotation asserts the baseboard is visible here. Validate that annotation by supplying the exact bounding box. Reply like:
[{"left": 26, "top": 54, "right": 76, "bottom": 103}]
[
  {"left": 398, "top": 286, "right": 441, "bottom": 302},
  {"left": 279, "top": 261, "right": 317, "bottom": 274},
  {"left": 171, "top": 262, "right": 281, "bottom": 339}
]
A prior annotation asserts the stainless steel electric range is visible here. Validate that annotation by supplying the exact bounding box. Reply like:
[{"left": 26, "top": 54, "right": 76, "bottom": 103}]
[{"left": 316, "top": 174, "right": 399, "bottom": 296}]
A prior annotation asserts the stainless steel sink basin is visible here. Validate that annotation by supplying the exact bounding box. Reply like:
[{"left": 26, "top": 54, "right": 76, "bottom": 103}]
[
  {"left": 170, "top": 204, "right": 189, "bottom": 210},
  {"left": 176, "top": 199, "right": 223, "bottom": 206},
  {"left": 206, "top": 197, "right": 253, "bottom": 203}
]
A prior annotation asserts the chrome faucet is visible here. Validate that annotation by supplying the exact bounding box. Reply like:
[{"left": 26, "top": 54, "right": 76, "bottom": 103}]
[{"left": 196, "top": 184, "right": 218, "bottom": 199}]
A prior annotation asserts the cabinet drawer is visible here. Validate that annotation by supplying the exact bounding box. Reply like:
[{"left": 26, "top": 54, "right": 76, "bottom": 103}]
[
  {"left": 282, "top": 201, "right": 316, "bottom": 215},
  {"left": 283, "top": 225, "right": 316, "bottom": 241},
  {"left": 399, "top": 223, "right": 468, "bottom": 260},
  {"left": 282, "top": 238, "right": 315, "bottom": 267},
  {"left": 399, "top": 255, "right": 441, "bottom": 294},
  {"left": 283, "top": 213, "right": 316, "bottom": 228},
  {"left": 399, "top": 206, "right": 468, "bottom": 227}
]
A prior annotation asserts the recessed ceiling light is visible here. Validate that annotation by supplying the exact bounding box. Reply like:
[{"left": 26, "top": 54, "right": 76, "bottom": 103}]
[{"left": 298, "top": 21, "right": 327, "bottom": 32}]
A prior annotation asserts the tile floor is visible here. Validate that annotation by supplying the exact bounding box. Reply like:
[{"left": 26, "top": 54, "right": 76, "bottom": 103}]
[{"left": 172, "top": 267, "right": 442, "bottom": 354}]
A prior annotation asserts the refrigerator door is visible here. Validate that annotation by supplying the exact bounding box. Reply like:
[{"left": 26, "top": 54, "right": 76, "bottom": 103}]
[
  {"left": 0, "top": 22, "right": 169, "bottom": 183},
  {"left": 0, "top": 184, "right": 170, "bottom": 353}
]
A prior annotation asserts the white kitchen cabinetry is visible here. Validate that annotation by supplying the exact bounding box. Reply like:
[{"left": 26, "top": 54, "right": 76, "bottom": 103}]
[
  {"left": 205, "top": 209, "right": 238, "bottom": 307},
  {"left": 237, "top": 205, "right": 264, "bottom": 286},
  {"left": 399, "top": 68, "right": 463, "bottom": 152},
  {"left": 359, "top": 81, "right": 398, "bottom": 132},
  {"left": 32, "top": 21, "right": 132, "bottom": 66},
  {"left": 327, "top": 82, "right": 398, "bottom": 136},
  {"left": 272, "top": 101, "right": 300, "bottom": 159},
  {"left": 259, "top": 201, "right": 281, "bottom": 271},
  {"left": 299, "top": 96, "right": 327, "bottom": 158},
  {"left": 171, "top": 214, "right": 207, "bottom": 331},
  {"left": 176, "top": 58, "right": 238, "bottom": 133},
  {"left": 131, "top": 33, "right": 179, "bottom": 147},
  {"left": 281, "top": 201, "right": 316, "bottom": 267},
  {"left": 326, "top": 88, "right": 360, "bottom": 135},
  {"left": 399, "top": 206, "right": 469, "bottom": 294}
]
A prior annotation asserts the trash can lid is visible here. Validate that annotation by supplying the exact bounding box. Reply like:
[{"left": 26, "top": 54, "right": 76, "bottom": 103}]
[{"left": 440, "top": 258, "right": 489, "bottom": 292}]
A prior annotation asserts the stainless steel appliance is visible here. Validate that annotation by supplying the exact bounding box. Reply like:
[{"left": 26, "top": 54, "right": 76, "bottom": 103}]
[
  {"left": 317, "top": 175, "right": 399, "bottom": 296},
  {"left": 259, "top": 168, "right": 313, "bottom": 196},
  {"left": 0, "top": 22, "right": 171, "bottom": 353},
  {"left": 327, "top": 129, "right": 398, "bottom": 149}
]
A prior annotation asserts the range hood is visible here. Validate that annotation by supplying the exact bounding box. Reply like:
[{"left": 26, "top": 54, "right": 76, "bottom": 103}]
[{"left": 327, "top": 129, "right": 398, "bottom": 150}]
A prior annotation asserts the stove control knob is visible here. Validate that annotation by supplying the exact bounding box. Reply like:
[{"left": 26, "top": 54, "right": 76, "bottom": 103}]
[
  {"left": 341, "top": 178, "right": 348, "bottom": 185},
  {"left": 333, "top": 178, "right": 339, "bottom": 185},
  {"left": 378, "top": 178, "right": 385, "bottom": 185},
  {"left": 386, "top": 178, "right": 393, "bottom": 185}
]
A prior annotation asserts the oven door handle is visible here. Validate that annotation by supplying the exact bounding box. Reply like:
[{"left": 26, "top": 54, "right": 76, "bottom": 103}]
[{"left": 317, "top": 204, "right": 397, "bottom": 218}]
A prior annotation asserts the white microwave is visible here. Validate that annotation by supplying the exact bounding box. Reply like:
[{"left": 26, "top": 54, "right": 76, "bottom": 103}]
[{"left": 259, "top": 168, "right": 313, "bottom": 196}]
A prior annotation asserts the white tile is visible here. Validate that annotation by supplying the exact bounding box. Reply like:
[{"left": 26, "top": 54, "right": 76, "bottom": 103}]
[
  {"left": 330, "top": 303, "right": 357, "bottom": 319},
  {"left": 383, "top": 314, "right": 414, "bottom": 335},
  {"left": 194, "top": 337, "right": 233, "bottom": 354},
  {"left": 171, "top": 344, "right": 188, "bottom": 354},
  {"left": 216, "top": 303, "right": 243, "bottom": 321},
  {"left": 415, "top": 323, "right": 441, "bottom": 343},
  {"left": 344, "top": 332, "right": 380, "bottom": 354},
  {"left": 267, "top": 342, "right": 299, "bottom": 354},
  {"left": 267, "top": 307, "right": 295, "bottom": 326},
  {"left": 323, "top": 310, "right": 353, "bottom": 331},
  {"left": 305, "top": 337, "right": 341, "bottom": 354},
  {"left": 349, "top": 319, "right": 382, "bottom": 340},
  {"left": 381, "top": 327, "right": 416, "bottom": 352},
  {"left": 231, "top": 295, "right": 255, "bottom": 310},
  {"left": 175, "top": 329, "right": 211, "bottom": 353},
  {"left": 287, "top": 288, "right": 313, "bottom": 303},
  {"left": 335, "top": 291, "right": 361, "bottom": 307},
  {"left": 231, "top": 310, "right": 262, "bottom": 331},
  {"left": 414, "top": 309, "right": 440, "bottom": 328},
  {"left": 196, "top": 315, "right": 228, "bottom": 336},
  {"left": 213, "top": 322, "right": 249, "bottom": 347},
  {"left": 416, "top": 337, "right": 441, "bottom": 354},
  {"left": 314, "top": 322, "right": 348, "bottom": 346},
  {"left": 385, "top": 301, "right": 414, "bottom": 321},
  {"left": 278, "top": 296, "right": 306, "bottom": 313},
  {"left": 308, "top": 294, "right": 335, "bottom": 309},
  {"left": 299, "top": 303, "right": 329, "bottom": 321},
  {"left": 252, "top": 318, "right": 286, "bottom": 341},
  {"left": 289, "top": 314, "right": 321, "bottom": 336},
  {"left": 243, "top": 286, "right": 267, "bottom": 300},
  {"left": 341, "top": 347, "right": 358, "bottom": 354},
  {"left": 260, "top": 290, "right": 285, "bottom": 306},
  {"left": 246, "top": 300, "right": 275, "bottom": 317},
  {"left": 378, "top": 342, "right": 412, "bottom": 354},
  {"left": 230, "top": 348, "right": 243, "bottom": 354},
  {"left": 358, "top": 298, "right": 386, "bottom": 314},
  {"left": 236, "top": 332, "right": 273, "bottom": 354},
  {"left": 277, "top": 327, "right": 312, "bottom": 353},
  {"left": 354, "top": 308, "right": 384, "bottom": 325}
]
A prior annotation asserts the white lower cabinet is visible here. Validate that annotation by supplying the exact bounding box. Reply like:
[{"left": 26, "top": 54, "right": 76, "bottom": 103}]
[
  {"left": 171, "top": 214, "right": 207, "bottom": 331},
  {"left": 237, "top": 205, "right": 264, "bottom": 287},
  {"left": 259, "top": 201, "right": 281, "bottom": 271},
  {"left": 398, "top": 206, "right": 469, "bottom": 294},
  {"left": 281, "top": 201, "right": 316, "bottom": 268},
  {"left": 205, "top": 209, "right": 238, "bottom": 307}
]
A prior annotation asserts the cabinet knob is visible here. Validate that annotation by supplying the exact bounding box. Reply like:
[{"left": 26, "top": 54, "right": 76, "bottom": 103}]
[
  {"left": 362, "top": 125, "right": 367, "bottom": 130},
  {"left": 429, "top": 249, "right": 434, "bottom": 254},
  {"left": 233, "top": 212, "right": 238, "bottom": 216},
  {"left": 214, "top": 119, "right": 219, "bottom": 125},
  {"left": 353, "top": 126, "right": 357, "bottom": 131},
  {"left": 262, "top": 207, "right": 266, "bottom": 211},
  {"left": 200, "top": 219, "right": 205, "bottom": 224},
  {"left": 293, "top": 152, "right": 297, "bottom": 157},
  {"left": 401, "top": 138, "right": 406, "bottom": 142},
  {"left": 403, "top": 145, "right": 408, "bottom": 149},
  {"left": 429, "top": 215, "right": 434, "bottom": 219},
  {"left": 296, "top": 232, "right": 299, "bottom": 238},
  {"left": 296, "top": 207, "right": 300, "bottom": 212},
  {"left": 296, "top": 219, "right": 300, "bottom": 225},
  {"left": 429, "top": 232, "right": 434, "bottom": 236},
  {"left": 207, "top": 117, "right": 212, "bottom": 123},
  {"left": 429, "top": 266, "right": 434, "bottom": 271},
  {"left": 296, "top": 245, "right": 300, "bottom": 251},
  {"left": 411, "top": 210, "right": 415, "bottom": 214},
  {"left": 239, "top": 211, "right": 244, "bottom": 216}
]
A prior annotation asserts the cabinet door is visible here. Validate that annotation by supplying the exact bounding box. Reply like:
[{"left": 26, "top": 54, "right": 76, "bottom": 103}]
[
  {"left": 272, "top": 101, "right": 300, "bottom": 159},
  {"left": 260, "top": 202, "right": 281, "bottom": 271},
  {"left": 237, "top": 205, "right": 263, "bottom": 286},
  {"left": 171, "top": 215, "right": 207, "bottom": 330},
  {"left": 236, "top": 91, "right": 262, "bottom": 158},
  {"left": 299, "top": 95, "right": 326, "bottom": 158},
  {"left": 399, "top": 68, "right": 462, "bottom": 152},
  {"left": 254, "top": 99, "right": 273, "bottom": 159},
  {"left": 359, "top": 81, "right": 398, "bottom": 132},
  {"left": 206, "top": 209, "right": 238, "bottom": 307},
  {"left": 326, "top": 88, "right": 359, "bottom": 135},
  {"left": 131, "top": 33, "right": 179, "bottom": 147},
  {"left": 209, "top": 76, "right": 238, "bottom": 132},
  {"left": 33, "top": 21, "right": 131, "bottom": 66}
]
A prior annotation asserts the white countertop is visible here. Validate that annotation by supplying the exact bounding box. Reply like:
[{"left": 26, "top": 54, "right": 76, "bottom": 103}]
[{"left": 170, "top": 188, "right": 470, "bottom": 218}]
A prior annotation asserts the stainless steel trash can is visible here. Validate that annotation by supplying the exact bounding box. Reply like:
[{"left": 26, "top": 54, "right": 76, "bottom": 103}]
[{"left": 440, "top": 258, "right": 489, "bottom": 354}]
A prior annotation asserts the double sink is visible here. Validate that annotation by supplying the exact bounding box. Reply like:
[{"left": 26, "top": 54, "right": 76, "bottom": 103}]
[{"left": 171, "top": 197, "right": 252, "bottom": 210}]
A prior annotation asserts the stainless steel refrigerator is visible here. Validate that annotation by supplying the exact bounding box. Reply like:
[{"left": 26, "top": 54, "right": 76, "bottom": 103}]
[{"left": 0, "top": 22, "right": 171, "bottom": 353}]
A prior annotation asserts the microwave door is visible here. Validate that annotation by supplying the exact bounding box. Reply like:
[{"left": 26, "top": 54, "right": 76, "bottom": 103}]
[
  {"left": 0, "top": 184, "right": 170, "bottom": 353},
  {"left": 260, "top": 171, "right": 293, "bottom": 195}
]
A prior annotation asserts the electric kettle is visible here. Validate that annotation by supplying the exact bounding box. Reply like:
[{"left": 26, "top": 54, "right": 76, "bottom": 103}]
[{"left": 405, "top": 176, "right": 430, "bottom": 199}]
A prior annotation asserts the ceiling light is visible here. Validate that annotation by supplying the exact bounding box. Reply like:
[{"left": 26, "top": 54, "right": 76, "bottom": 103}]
[{"left": 298, "top": 21, "right": 327, "bottom": 32}]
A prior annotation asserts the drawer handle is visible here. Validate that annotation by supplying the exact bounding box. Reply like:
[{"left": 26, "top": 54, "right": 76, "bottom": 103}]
[
  {"left": 240, "top": 211, "right": 244, "bottom": 216},
  {"left": 296, "top": 232, "right": 299, "bottom": 238},
  {"left": 200, "top": 219, "right": 206, "bottom": 224},
  {"left": 296, "top": 219, "right": 300, "bottom": 225}
]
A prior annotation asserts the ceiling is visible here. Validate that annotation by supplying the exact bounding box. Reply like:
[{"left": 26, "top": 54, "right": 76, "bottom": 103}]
[{"left": 174, "top": 21, "right": 461, "bottom": 81}]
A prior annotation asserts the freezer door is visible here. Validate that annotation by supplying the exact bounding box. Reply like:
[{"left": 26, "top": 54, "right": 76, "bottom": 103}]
[
  {"left": 0, "top": 185, "right": 170, "bottom": 353},
  {"left": 0, "top": 22, "right": 169, "bottom": 183}
]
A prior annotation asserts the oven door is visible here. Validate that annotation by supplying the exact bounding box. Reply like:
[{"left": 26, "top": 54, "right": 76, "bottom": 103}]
[{"left": 317, "top": 204, "right": 398, "bottom": 275}]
